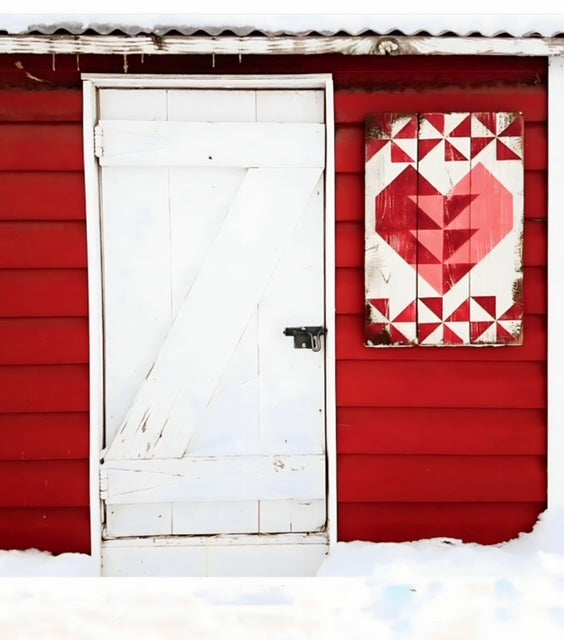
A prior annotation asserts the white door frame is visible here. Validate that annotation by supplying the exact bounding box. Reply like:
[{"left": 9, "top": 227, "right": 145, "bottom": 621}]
[{"left": 83, "top": 74, "right": 336, "bottom": 574}]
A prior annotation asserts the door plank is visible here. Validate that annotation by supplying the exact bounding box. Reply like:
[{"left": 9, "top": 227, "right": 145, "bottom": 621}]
[
  {"left": 101, "top": 455, "right": 326, "bottom": 504},
  {"left": 259, "top": 499, "right": 326, "bottom": 533},
  {"left": 105, "top": 168, "right": 322, "bottom": 460},
  {"left": 95, "top": 121, "right": 325, "bottom": 168}
]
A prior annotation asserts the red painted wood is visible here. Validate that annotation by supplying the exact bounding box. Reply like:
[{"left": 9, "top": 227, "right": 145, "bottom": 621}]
[
  {"left": 337, "top": 171, "right": 546, "bottom": 222},
  {"left": 337, "top": 502, "right": 544, "bottom": 544},
  {"left": 337, "top": 361, "right": 546, "bottom": 409},
  {"left": 0, "top": 365, "right": 88, "bottom": 412},
  {"left": 337, "top": 220, "right": 546, "bottom": 268},
  {"left": 337, "top": 407, "right": 546, "bottom": 455},
  {"left": 0, "top": 318, "right": 88, "bottom": 364},
  {"left": 0, "top": 507, "right": 90, "bottom": 553},
  {"left": 337, "top": 313, "right": 546, "bottom": 362},
  {"left": 0, "top": 124, "right": 83, "bottom": 171},
  {"left": 0, "top": 269, "right": 88, "bottom": 317},
  {"left": 336, "top": 123, "right": 546, "bottom": 173},
  {"left": 0, "top": 222, "right": 87, "bottom": 268},
  {"left": 0, "top": 413, "right": 89, "bottom": 460},
  {"left": 0, "top": 172, "right": 85, "bottom": 221},
  {"left": 0, "top": 460, "right": 89, "bottom": 506},
  {"left": 337, "top": 455, "right": 546, "bottom": 502},
  {"left": 0, "top": 90, "right": 82, "bottom": 122},
  {"left": 336, "top": 88, "right": 547, "bottom": 124},
  {"left": 337, "top": 266, "right": 546, "bottom": 315}
]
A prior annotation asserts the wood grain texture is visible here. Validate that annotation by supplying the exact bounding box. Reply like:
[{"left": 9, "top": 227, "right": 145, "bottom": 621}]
[
  {"left": 0, "top": 412, "right": 89, "bottom": 460},
  {"left": 337, "top": 502, "right": 545, "bottom": 544},
  {"left": 337, "top": 455, "right": 546, "bottom": 502},
  {"left": 337, "top": 407, "right": 546, "bottom": 455}
]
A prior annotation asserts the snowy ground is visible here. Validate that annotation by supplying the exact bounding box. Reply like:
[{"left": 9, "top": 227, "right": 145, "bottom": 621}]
[{"left": 1, "top": 509, "right": 564, "bottom": 638}]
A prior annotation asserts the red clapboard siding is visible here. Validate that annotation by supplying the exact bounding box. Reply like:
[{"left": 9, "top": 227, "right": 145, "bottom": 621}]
[
  {"left": 0, "top": 460, "right": 89, "bottom": 507},
  {"left": 336, "top": 313, "right": 546, "bottom": 362},
  {"left": 0, "top": 269, "right": 88, "bottom": 317},
  {"left": 337, "top": 170, "right": 547, "bottom": 222},
  {"left": 0, "top": 318, "right": 88, "bottom": 364},
  {"left": 0, "top": 221, "right": 87, "bottom": 268},
  {"left": 0, "top": 413, "right": 89, "bottom": 460},
  {"left": 337, "top": 407, "right": 547, "bottom": 455},
  {"left": 335, "top": 88, "right": 547, "bottom": 124},
  {"left": 0, "top": 365, "right": 88, "bottom": 413},
  {"left": 337, "top": 220, "right": 546, "bottom": 268},
  {"left": 337, "top": 502, "right": 544, "bottom": 544},
  {"left": 336, "top": 266, "right": 547, "bottom": 316},
  {"left": 337, "top": 361, "right": 546, "bottom": 409},
  {"left": 336, "top": 122, "right": 547, "bottom": 173},
  {"left": 0, "top": 172, "right": 85, "bottom": 220},
  {"left": 0, "top": 123, "right": 83, "bottom": 171},
  {"left": 0, "top": 90, "right": 82, "bottom": 122},
  {"left": 338, "top": 455, "right": 546, "bottom": 502},
  {"left": 0, "top": 507, "right": 90, "bottom": 553}
]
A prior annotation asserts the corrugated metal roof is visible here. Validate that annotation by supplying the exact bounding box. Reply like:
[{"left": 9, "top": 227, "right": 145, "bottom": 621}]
[{"left": 2, "top": 13, "right": 564, "bottom": 38}]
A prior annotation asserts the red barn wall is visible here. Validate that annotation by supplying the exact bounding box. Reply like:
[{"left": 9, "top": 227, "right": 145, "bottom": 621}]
[{"left": 0, "top": 53, "right": 547, "bottom": 553}]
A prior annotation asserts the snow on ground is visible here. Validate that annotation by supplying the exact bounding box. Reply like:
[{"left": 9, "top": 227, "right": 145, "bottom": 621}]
[{"left": 1, "top": 509, "right": 564, "bottom": 638}]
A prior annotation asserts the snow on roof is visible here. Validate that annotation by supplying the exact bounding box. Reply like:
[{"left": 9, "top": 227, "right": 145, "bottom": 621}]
[{"left": 3, "top": 12, "right": 564, "bottom": 38}]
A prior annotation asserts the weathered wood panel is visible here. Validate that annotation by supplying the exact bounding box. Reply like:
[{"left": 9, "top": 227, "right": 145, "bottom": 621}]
[{"left": 338, "top": 455, "right": 546, "bottom": 502}]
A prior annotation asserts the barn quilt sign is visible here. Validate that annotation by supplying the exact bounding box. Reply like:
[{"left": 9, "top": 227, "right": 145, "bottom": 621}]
[{"left": 365, "top": 112, "right": 524, "bottom": 347}]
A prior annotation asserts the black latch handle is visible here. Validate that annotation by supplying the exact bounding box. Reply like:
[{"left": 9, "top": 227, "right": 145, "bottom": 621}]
[{"left": 283, "top": 326, "right": 326, "bottom": 352}]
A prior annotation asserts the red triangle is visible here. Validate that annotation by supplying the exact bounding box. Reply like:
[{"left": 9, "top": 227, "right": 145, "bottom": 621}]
[
  {"left": 391, "top": 142, "right": 415, "bottom": 163},
  {"left": 375, "top": 166, "right": 419, "bottom": 231},
  {"left": 471, "top": 137, "right": 493, "bottom": 158},
  {"left": 366, "top": 138, "right": 389, "bottom": 161},
  {"left": 496, "top": 139, "right": 521, "bottom": 161},
  {"left": 472, "top": 296, "right": 496, "bottom": 318},
  {"left": 498, "top": 300, "right": 524, "bottom": 321},
  {"left": 419, "top": 138, "right": 442, "bottom": 160},
  {"left": 394, "top": 116, "right": 418, "bottom": 139},
  {"left": 393, "top": 300, "right": 417, "bottom": 322},
  {"left": 381, "top": 231, "right": 418, "bottom": 264},
  {"left": 443, "top": 194, "right": 478, "bottom": 226},
  {"left": 496, "top": 322, "right": 518, "bottom": 344},
  {"left": 417, "top": 170, "right": 441, "bottom": 196},
  {"left": 423, "top": 113, "right": 445, "bottom": 135},
  {"left": 443, "top": 325, "right": 465, "bottom": 345},
  {"left": 417, "top": 240, "right": 442, "bottom": 265},
  {"left": 476, "top": 113, "right": 497, "bottom": 135},
  {"left": 418, "top": 322, "right": 441, "bottom": 342},
  {"left": 471, "top": 321, "right": 495, "bottom": 341},
  {"left": 498, "top": 116, "right": 523, "bottom": 137},
  {"left": 366, "top": 322, "right": 391, "bottom": 345},
  {"left": 443, "top": 263, "right": 473, "bottom": 292},
  {"left": 443, "top": 228, "right": 477, "bottom": 259},
  {"left": 368, "top": 298, "right": 390, "bottom": 319},
  {"left": 445, "top": 140, "right": 468, "bottom": 162},
  {"left": 390, "top": 324, "right": 411, "bottom": 344},
  {"left": 421, "top": 297, "right": 443, "bottom": 319},
  {"left": 450, "top": 115, "right": 471, "bottom": 137},
  {"left": 445, "top": 299, "right": 471, "bottom": 322},
  {"left": 417, "top": 208, "right": 441, "bottom": 230}
]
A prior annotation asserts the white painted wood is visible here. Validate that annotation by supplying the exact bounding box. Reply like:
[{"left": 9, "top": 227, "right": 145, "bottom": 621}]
[
  {"left": 167, "top": 89, "right": 256, "bottom": 121},
  {"left": 99, "top": 89, "right": 167, "bottom": 120},
  {"left": 105, "top": 168, "right": 322, "bottom": 461},
  {"left": 83, "top": 79, "right": 103, "bottom": 573},
  {"left": 105, "top": 503, "right": 172, "bottom": 538},
  {"left": 259, "top": 499, "right": 325, "bottom": 533},
  {"left": 95, "top": 121, "right": 325, "bottom": 168},
  {"left": 101, "top": 455, "right": 325, "bottom": 504},
  {"left": 548, "top": 57, "right": 564, "bottom": 508},
  {"left": 172, "top": 501, "right": 258, "bottom": 535},
  {"left": 9, "top": 35, "right": 564, "bottom": 58},
  {"left": 256, "top": 90, "right": 324, "bottom": 123},
  {"left": 101, "top": 534, "right": 328, "bottom": 577}
]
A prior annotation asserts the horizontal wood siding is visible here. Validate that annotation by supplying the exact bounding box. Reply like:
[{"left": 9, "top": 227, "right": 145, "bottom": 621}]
[
  {"left": 0, "top": 54, "right": 547, "bottom": 554},
  {"left": 0, "top": 85, "right": 89, "bottom": 554}
]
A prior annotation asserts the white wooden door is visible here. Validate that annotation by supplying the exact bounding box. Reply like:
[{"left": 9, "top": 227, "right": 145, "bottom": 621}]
[{"left": 96, "top": 88, "right": 327, "bottom": 543}]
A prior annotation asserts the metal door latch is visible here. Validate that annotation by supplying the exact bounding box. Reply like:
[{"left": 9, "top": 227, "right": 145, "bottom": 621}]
[{"left": 283, "top": 326, "right": 326, "bottom": 352}]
